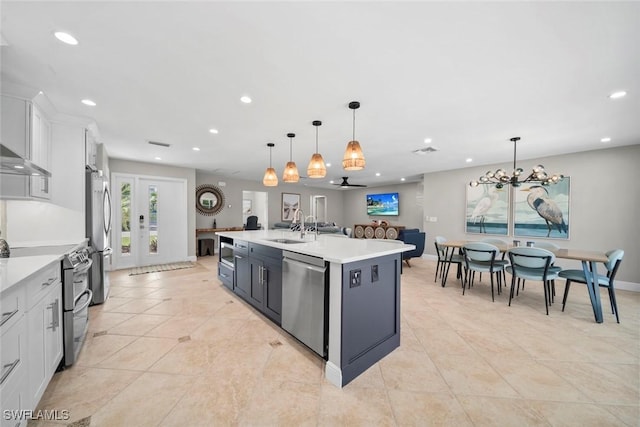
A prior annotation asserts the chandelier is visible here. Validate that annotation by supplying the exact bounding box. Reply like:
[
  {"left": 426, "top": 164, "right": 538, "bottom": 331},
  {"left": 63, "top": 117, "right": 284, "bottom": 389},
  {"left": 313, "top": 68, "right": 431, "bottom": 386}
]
[{"left": 470, "top": 137, "right": 564, "bottom": 188}]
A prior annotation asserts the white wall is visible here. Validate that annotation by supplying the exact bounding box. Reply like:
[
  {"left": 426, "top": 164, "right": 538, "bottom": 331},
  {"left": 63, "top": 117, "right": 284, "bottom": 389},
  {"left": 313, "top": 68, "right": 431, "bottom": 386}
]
[
  {"left": 6, "top": 200, "right": 85, "bottom": 246},
  {"left": 422, "top": 144, "right": 640, "bottom": 284},
  {"left": 109, "top": 159, "right": 197, "bottom": 257}
]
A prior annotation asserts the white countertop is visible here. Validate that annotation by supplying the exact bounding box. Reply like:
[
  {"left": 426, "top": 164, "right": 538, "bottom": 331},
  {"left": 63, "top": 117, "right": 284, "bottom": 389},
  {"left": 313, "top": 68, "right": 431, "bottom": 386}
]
[
  {"left": 0, "top": 240, "right": 87, "bottom": 293},
  {"left": 216, "top": 230, "right": 414, "bottom": 264}
]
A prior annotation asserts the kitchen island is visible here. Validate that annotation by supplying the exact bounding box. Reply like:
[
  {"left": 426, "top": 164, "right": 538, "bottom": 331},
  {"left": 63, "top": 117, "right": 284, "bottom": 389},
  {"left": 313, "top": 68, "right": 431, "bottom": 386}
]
[{"left": 215, "top": 229, "right": 414, "bottom": 387}]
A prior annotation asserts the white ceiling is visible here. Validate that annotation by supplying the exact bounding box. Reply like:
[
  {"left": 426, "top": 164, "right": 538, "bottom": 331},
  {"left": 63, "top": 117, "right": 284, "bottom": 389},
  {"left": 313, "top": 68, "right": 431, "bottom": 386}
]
[{"left": 2, "top": 1, "right": 639, "bottom": 189}]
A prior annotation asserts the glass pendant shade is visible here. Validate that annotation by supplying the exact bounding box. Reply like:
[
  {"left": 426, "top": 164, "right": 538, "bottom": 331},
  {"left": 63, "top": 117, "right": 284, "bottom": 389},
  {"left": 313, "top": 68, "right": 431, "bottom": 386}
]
[
  {"left": 342, "top": 140, "right": 366, "bottom": 171},
  {"left": 307, "top": 120, "right": 326, "bottom": 178},
  {"left": 282, "top": 133, "right": 299, "bottom": 183},
  {"left": 263, "top": 143, "right": 278, "bottom": 187},
  {"left": 343, "top": 101, "right": 365, "bottom": 171}
]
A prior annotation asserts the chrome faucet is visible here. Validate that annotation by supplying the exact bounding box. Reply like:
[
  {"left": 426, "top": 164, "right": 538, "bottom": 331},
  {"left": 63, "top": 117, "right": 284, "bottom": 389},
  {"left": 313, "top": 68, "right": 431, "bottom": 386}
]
[
  {"left": 293, "top": 208, "right": 305, "bottom": 239},
  {"left": 306, "top": 215, "right": 318, "bottom": 240}
]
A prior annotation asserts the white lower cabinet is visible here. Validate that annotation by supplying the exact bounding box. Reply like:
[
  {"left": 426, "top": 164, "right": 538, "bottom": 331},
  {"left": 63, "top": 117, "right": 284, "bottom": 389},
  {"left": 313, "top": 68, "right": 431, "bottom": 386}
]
[
  {"left": 26, "top": 281, "right": 62, "bottom": 410},
  {"left": 0, "top": 260, "right": 62, "bottom": 427}
]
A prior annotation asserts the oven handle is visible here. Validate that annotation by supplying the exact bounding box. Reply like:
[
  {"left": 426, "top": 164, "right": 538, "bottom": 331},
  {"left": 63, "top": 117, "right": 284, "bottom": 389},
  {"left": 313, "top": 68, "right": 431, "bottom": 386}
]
[
  {"left": 73, "top": 258, "right": 93, "bottom": 275},
  {"left": 73, "top": 289, "right": 93, "bottom": 314}
]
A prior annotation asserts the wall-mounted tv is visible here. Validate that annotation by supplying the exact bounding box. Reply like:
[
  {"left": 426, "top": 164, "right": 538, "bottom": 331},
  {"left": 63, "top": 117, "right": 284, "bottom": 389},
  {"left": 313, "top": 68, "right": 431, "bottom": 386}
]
[{"left": 367, "top": 192, "right": 399, "bottom": 216}]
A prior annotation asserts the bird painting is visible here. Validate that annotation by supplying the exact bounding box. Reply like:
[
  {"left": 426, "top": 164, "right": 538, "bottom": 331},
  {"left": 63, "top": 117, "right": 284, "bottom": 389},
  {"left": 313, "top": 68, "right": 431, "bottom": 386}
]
[
  {"left": 468, "top": 186, "right": 501, "bottom": 234},
  {"left": 523, "top": 185, "right": 568, "bottom": 237}
]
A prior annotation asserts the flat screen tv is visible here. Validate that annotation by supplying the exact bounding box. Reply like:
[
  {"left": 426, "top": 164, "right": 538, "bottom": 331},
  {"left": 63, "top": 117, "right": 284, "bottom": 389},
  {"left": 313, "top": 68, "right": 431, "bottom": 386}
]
[{"left": 367, "top": 192, "right": 399, "bottom": 216}]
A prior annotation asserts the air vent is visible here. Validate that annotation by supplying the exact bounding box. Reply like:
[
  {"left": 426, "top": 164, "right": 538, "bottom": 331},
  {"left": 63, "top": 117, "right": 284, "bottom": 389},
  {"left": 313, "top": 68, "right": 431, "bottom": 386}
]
[
  {"left": 412, "top": 147, "right": 438, "bottom": 155},
  {"left": 148, "top": 141, "right": 171, "bottom": 148}
]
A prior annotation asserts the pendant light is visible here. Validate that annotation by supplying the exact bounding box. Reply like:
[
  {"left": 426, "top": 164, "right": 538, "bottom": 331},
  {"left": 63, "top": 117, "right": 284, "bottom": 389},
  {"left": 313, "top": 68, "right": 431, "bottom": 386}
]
[
  {"left": 263, "top": 143, "right": 278, "bottom": 187},
  {"left": 307, "top": 120, "right": 326, "bottom": 178},
  {"left": 283, "top": 133, "right": 299, "bottom": 183},
  {"left": 342, "top": 101, "right": 366, "bottom": 171}
]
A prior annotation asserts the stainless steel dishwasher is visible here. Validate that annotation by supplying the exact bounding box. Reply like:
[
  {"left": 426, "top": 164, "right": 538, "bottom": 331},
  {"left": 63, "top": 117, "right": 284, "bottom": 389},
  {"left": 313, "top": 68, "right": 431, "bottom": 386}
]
[{"left": 282, "top": 250, "right": 328, "bottom": 357}]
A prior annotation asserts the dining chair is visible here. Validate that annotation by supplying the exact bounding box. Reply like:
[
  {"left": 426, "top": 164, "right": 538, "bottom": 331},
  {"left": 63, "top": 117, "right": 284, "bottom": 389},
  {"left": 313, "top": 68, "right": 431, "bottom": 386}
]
[
  {"left": 506, "top": 247, "right": 560, "bottom": 315},
  {"left": 480, "top": 237, "right": 509, "bottom": 281},
  {"left": 520, "top": 241, "right": 560, "bottom": 298},
  {"left": 434, "top": 236, "right": 463, "bottom": 285},
  {"left": 461, "top": 242, "right": 507, "bottom": 302},
  {"left": 559, "top": 249, "right": 624, "bottom": 323}
]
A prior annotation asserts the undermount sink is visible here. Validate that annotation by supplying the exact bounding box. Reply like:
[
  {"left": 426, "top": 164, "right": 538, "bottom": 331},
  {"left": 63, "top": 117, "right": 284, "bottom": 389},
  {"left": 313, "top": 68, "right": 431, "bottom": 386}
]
[{"left": 266, "top": 238, "right": 306, "bottom": 244}]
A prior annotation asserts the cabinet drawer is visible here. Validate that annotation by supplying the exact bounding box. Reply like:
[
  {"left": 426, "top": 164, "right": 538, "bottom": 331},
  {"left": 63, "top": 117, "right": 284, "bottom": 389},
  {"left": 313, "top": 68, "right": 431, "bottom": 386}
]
[
  {"left": 234, "top": 240, "right": 249, "bottom": 256},
  {"left": 26, "top": 261, "right": 61, "bottom": 309},
  {"left": 1, "top": 285, "right": 26, "bottom": 335},
  {"left": 249, "top": 243, "right": 282, "bottom": 262},
  {"left": 1, "top": 364, "right": 27, "bottom": 427},
  {"left": 218, "top": 262, "right": 234, "bottom": 289},
  {"left": 0, "top": 316, "right": 25, "bottom": 395}
]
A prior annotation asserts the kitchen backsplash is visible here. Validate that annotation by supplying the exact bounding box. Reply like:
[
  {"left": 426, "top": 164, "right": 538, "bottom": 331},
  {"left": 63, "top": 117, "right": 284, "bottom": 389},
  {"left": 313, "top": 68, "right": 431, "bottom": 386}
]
[{"left": 5, "top": 200, "right": 85, "bottom": 246}]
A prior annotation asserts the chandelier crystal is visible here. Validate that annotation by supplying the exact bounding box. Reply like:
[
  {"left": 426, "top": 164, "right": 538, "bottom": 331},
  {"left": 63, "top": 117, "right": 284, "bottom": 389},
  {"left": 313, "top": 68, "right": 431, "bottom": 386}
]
[{"left": 469, "top": 137, "right": 564, "bottom": 189}]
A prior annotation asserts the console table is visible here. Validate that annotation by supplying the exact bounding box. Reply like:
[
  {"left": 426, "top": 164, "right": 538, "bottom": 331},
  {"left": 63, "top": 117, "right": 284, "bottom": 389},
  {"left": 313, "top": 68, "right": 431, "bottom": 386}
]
[
  {"left": 353, "top": 224, "right": 405, "bottom": 240},
  {"left": 196, "top": 227, "right": 244, "bottom": 256}
]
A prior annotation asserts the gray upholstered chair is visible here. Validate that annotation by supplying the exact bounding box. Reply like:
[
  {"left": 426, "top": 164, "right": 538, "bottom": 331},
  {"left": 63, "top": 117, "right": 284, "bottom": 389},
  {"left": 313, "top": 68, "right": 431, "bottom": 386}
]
[
  {"left": 461, "top": 242, "right": 507, "bottom": 301},
  {"left": 506, "top": 247, "right": 561, "bottom": 315}
]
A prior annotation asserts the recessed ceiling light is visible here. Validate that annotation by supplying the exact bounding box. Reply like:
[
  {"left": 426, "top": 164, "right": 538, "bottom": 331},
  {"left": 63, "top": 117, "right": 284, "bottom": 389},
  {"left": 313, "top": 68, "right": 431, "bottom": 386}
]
[
  {"left": 32, "top": 172, "right": 40, "bottom": 176},
  {"left": 192, "top": 147, "right": 200, "bottom": 151},
  {"left": 375, "top": 172, "right": 381, "bottom": 177},
  {"left": 400, "top": 177, "right": 406, "bottom": 182},
  {"left": 326, "top": 162, "right": 332, "bottom": 168},
  {"left": 424, "top": 138, "right": 432, "bottom": 144},
  {"left": 240, "top": 96, "right": 252, "bottom": 104},
  {"left": 600, "top": 137, "right": 611, "bottom": 143},
  {"left": 209, "top": 128, "right": 219, "bottom": 134},
  {"left": 14, "top": 165, "right": 24, "bottom": 169},
  {"left": 81, "top": 99, "right": 96, "bottom": 106},
  {"left": 466, "top": 158, "right": 473, "bottom": 163},
  {"left": 329, "top": 180, "right": 334, "bottom": 184},
  {"left": 154, "top": 157, "right": 162, "bottom": 161},
  {"left": 54, "top": 31, "right": 78, "bottom": 45},
  {"left": 609, "top": 91, "right": 627, "bottom": 99}
]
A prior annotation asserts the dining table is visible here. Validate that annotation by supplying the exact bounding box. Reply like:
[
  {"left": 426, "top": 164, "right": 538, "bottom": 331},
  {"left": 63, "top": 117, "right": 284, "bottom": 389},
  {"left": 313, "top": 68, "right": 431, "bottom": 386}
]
[{"left": 439, "top": 240, "right": 609, "bottom": 323}]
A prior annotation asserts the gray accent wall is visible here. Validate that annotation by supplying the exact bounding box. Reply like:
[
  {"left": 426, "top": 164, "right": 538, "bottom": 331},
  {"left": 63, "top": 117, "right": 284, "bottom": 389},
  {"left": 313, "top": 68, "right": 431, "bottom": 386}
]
[{"left": 422, "top": 144, "right": 640, "bottom": 284}]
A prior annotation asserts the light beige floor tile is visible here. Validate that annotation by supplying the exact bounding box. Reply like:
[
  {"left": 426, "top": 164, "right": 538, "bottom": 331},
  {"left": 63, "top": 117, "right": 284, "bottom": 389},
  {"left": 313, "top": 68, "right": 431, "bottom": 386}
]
[
  {"left": 100, "top": 296, "right": 136, "bottom": 311},
  {"left": 35, "top": 367, "right": 141, "bottom": 424},
  {"left": 145, "top": 315, "right": 209, "bottom": 338},
  {"left": 388, "top": 389, "right": 473, "bottom": 426},
  {"left": 318, "top": 383, "right": 395, "bottom": 426},
  {"left": 399, "top": 324, "right": 426, "bottom": 352},
  {"left": 104, "top": 297, "right": 164, "bottom": 314},
  {"left": 90, "top": 372, "right": 192, "bottom": 427},
  {"left": 76, "top": 333, "right": 137, "bottom": 367},
  {"left": 413, "top": 327, "right": 476, "bottom": 357},
  {"left": 98, "top": 336, "right": 178, "bottom": 371},
  {"left": 379, "top": 349, "right": 450, "bottom": 393},
  {"left": 430, "top": 353, "right": 519, "bottom": 398},
  {"left": 527, "top": 400, "right": 630, "bottom": 427},
  {"left": 190, "top": 315, "right": 249, "bottom": 343},
  {"left": 601, "top": 404, "right": 640, "bottom": 427},
  {"left": 240, "top": 380, "right": 320, "bottom": 426},
  {"left": 106, "top": 313, "right": 172, "bottom": 336},
  {"left": 148, "top": 339, "right": 221, "bottom": 376},
  {"left": 262, "top": 339, "right": 324, "bottom": 384},
  {"left": 488, "top": 357, "right": 591, "bottom": 402},
  {"left": 539, "top": 360, "right": 639, "bottom": 405},
  {"left": 346, "top": 363, "right": 386, "bottom": 390},
  {"left": 160, "top": 371, "right": 259, "bottom": 426},
  {"left": 87, "top": 312, "right": 135, "bottom": 333},
  {"left": 456, "top": 396, "right": 548, "bottom": 426},
  {"left": 457, "top": 329, "right": 531, "bottom": 360},
  {"left": 114, "top": 286, "right": 162, "bottom": 298}
]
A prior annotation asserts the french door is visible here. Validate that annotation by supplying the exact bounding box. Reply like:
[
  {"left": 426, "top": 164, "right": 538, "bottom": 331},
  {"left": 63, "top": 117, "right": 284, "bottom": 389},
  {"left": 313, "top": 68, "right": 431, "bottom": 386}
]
[{"left": 112, "top": 174, "right": 188, "bottom": 269}]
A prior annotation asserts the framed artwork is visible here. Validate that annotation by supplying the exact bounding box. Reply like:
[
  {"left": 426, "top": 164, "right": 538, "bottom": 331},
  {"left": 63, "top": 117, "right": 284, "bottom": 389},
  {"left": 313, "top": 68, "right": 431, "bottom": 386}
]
[
  {"left": 465, "top": 185, "right": 509, "bottom": 235},
  {"left": 513, "top": 177, "right": 570, "bottom": 239},
  {"left": 242, "top": 199, "right": 252, "bottom": 215},
  {"left": 281, "top": 192, "right": 300, "bottom": 221}
]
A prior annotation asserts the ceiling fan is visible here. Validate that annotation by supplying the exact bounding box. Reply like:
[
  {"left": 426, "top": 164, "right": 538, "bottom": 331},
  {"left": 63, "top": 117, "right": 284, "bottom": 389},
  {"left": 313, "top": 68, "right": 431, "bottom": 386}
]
[{"left": 334, "top": 176, "right": 367, "bottom": 188}]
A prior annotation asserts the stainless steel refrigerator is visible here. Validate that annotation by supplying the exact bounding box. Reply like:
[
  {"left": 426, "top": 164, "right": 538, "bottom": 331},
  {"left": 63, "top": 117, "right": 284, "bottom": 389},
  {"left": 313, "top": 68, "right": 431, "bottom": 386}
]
[{"left": 86, "top": 167, "right": 112, "bottom": 304}]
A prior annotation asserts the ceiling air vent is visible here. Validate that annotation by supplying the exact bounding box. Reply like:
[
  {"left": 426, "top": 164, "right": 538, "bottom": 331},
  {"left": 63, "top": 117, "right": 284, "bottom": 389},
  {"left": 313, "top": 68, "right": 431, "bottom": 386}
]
[
  {"left": 412, "top": 147, "right": 438, "bottom": 155},
  {"left": 148, "top": 141, "right": 171, "bottom": 148}
]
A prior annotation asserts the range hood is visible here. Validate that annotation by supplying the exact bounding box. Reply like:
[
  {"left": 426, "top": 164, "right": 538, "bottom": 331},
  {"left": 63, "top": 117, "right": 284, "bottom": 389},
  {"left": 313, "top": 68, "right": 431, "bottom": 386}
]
[{"left": 0, "top": 144, "right": 51, "bottom": 177}]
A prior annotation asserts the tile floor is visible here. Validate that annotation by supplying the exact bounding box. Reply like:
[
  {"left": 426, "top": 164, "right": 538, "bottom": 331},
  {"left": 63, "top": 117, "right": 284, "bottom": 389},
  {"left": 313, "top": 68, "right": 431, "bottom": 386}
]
[{"left": 30, "top": 256, "right": 639, "bottom": 426}]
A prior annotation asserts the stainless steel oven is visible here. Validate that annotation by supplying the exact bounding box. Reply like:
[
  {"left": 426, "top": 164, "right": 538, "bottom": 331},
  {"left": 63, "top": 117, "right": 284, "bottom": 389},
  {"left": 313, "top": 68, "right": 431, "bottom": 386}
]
[{"left": 61, "top": 246, "right": 93, "bottom": 367}]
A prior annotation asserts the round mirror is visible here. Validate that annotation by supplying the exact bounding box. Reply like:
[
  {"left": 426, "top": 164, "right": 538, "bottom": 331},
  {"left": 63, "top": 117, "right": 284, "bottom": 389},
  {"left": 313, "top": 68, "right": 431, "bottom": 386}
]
[{"left": 196, "top": 184, "right": 225, "bottom": 215}]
